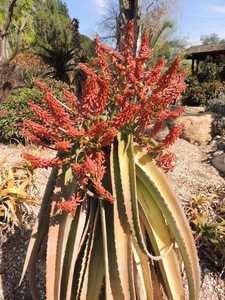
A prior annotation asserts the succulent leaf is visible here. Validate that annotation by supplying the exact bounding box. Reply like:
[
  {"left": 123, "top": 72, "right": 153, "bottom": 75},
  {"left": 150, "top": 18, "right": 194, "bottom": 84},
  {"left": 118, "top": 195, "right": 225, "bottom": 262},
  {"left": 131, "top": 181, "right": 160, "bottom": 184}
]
[
  {"left": 134, "top": 145, "right": 200, "bottom": 300},
  {"left": 137, "top": 178, "right": 184, "bottom": 300}
]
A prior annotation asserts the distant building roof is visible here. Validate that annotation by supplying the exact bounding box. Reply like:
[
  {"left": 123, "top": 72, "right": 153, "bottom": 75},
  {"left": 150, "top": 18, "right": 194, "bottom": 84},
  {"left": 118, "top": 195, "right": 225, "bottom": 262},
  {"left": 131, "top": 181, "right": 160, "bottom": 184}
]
[{"left": 186, "top": 43, "right": 225, "bottom": 60}]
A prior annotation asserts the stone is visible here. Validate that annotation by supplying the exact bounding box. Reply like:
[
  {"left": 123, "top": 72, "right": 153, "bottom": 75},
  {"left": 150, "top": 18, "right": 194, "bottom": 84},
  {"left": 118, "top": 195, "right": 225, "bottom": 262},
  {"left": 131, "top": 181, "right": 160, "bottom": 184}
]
[
  {"left": 176, "top": 112, "right": 215, "bottom": 145},
  {"left": 212, "top": 154, "right": 225, "bottom": 174},
  {"left": 217, "top": 140, "right": 225, "bottom": 151},
  {"left": 213, "top": 116, "right": 225, "bottom": 137}
]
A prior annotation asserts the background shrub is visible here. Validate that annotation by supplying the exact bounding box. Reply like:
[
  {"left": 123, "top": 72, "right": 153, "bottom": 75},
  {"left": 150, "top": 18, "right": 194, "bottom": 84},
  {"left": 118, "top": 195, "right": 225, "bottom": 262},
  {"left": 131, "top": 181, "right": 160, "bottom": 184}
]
[
  {"left": 0, "top": 80, "right": 70, "bottom": 142},
  {"left": 207, "top": 94, "right": 225, "bottom": 115},
  {"left": 182, "top": 75, "right": 225, "bottom": 106}
]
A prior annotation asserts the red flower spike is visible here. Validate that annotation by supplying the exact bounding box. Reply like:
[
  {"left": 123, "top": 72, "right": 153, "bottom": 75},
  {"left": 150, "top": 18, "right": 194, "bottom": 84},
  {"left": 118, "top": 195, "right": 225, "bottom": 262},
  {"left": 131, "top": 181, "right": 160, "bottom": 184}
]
[
  {"left": 88, "top": 121, "right": 109, "bottom": 138},
  {"left": 55, "top": 141, "right": 72, "bottom": 152},
  {"left": 63, "top": 89, "right": 78, "bottom": 109},
  {"left": 112, "top": 103, "right": 140, "bottom": 129},
  {"left": 44, "top": 92, "right": 71, "bottom": 127},
  {"left": 22, "top": 129, "right": 45, "bottom": 146},
  {"left": 100, "top": 127, "right": 118, "bottom": 147},
  {"left": 67, "top": 127, "right": 85, "bottom": 138},
  {"left": 127, "top": 20, "right": 135, "bottom": 50},
  {"left": 23, "top": 153, "right": 61, "bottom": 169},
  {"left": 138, "top": 32, "right": 151, "bottom": 62},
  {"left": 23, "top": 120, "right": 54, "bottom": 140},
  {"left": 156, "top": 152, "right": 176, "bottom": 172},
  {"left": 92, "top": 179, "right": 114, "bottom": 203},
  {"left": 29, "top": 102, "right": 55, "bottom": 124},
  {"left": 57, "top": 194, "right": 82, "bottom": 215},
  {"left": 162, "top": 124, "right": 184, "bottom": 147}
]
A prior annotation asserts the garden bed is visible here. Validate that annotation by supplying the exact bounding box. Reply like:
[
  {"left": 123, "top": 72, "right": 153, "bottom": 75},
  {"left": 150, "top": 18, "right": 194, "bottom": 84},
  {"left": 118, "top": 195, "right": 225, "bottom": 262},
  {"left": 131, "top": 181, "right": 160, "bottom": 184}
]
[{"left": 0, "top": 140, "right": 224, "bottom": 299}]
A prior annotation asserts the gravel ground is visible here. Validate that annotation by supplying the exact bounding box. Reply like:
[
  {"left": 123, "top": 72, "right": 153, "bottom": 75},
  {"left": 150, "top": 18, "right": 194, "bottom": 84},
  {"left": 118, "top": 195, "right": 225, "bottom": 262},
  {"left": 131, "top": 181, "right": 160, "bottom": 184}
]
[
  {"left": 169, "top": 139, "right": 225, "bottom": 300},
  {"left": 0, "top": 141, "right": 224, "bottom": 299}
]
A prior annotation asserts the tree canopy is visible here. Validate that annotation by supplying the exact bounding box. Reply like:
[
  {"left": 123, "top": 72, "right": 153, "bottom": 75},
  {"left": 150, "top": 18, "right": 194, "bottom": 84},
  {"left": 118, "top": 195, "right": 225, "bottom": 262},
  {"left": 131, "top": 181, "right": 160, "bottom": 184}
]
[{"left": 200, "top": 33, "right": 225, "bottom": 45}]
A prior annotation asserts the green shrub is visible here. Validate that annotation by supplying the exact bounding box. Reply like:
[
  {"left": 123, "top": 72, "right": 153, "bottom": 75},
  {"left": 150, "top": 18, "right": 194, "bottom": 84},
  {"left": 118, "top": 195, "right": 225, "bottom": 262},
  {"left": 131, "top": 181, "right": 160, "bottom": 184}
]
[
  {"left": 181, "top": 75, "right": 225, "bottom": 106},
  {"left": 0, "top": 80, "right": 70, "bottom": 142},
  {"left": 207, "top": 94, "right": 225, "bottom": 116}
]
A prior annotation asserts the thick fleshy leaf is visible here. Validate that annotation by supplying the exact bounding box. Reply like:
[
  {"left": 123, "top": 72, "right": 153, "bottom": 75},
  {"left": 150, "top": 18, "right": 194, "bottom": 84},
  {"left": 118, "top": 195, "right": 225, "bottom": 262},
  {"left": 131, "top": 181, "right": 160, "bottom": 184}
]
[
  {"left": 132, "top": 243, "right": 154, "bottom": 300},
  {"left": 137, "top": 178, "right": 184, "bottom": 300},
  {"left": 108, "top": 141, "right": 137, "bottom": 300},
  {"left": 78, "top": 203, "right": 101, "bottom": 299},
  {"left": 134, "top": 145, "right": 200, "bottom": 300},
  {"left": 114, "top": 134, "right": 157, "bottom": 260},
  {"left": 85, "top": 211, "right": 105, "bottom": 300},
  {"left": 19, "top": 168, "right": 58, "bottom": 295},
  {"left": 46, "top": 166, "right": 76, "bottom": 300},
  {"left": 60, "top": 200, "right": 90, "bottom": 300}
]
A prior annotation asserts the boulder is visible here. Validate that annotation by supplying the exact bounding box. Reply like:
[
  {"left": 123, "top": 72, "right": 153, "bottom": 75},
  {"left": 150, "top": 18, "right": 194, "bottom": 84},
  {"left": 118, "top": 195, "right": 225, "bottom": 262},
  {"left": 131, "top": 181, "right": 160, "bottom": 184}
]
[
  {"left": 212, "top": 154, "right": 225, "bottom": 174},
  {"left": 213, "top": 115, "right": 225, "bottom": 137},
  {"left": 176, "top": 112, "right": 216, "bottom": 145}
]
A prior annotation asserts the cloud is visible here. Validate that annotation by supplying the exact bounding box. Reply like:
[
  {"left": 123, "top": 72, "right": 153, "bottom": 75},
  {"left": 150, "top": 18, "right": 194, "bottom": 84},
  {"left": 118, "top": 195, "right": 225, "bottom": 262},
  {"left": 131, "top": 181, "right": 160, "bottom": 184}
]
[
  {"left": 208, "top": 4, "right": 225, "bottom": 14},
  {"left": 95, "top": 0, "right": 108, "bottom": 11}
]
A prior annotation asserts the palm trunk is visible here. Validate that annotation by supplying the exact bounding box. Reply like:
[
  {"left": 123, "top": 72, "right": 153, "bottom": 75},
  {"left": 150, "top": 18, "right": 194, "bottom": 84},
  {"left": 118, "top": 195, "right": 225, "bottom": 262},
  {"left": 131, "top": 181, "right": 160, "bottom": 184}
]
[{"left": 117, "top": 0, "right": 142, "bottom": 52}]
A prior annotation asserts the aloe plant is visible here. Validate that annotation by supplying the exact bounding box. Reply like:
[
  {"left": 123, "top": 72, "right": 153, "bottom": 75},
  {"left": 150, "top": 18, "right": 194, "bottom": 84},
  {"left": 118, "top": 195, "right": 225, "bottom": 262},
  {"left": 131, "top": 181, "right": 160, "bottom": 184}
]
[{"left": 20, "top": 21, "right": 200, "bottom": 299}]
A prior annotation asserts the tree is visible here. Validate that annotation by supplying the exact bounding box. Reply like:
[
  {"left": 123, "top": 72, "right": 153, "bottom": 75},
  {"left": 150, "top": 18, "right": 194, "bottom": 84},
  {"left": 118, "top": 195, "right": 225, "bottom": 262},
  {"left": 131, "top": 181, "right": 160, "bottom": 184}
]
[
  {"left": 100, "top": 0, "right": 176, "bottom": 43},
  {"left": 0, "top": 0, "right": 28, "bottom": 66},
  {"left": 0, "top": 0, "right": 33, "bottom": 101},
  {"left": 33, "top": 0, "right": 73, "bottom": 50},
  {"left": 100, "top": 0, "right": 183, "bottom": 61},
  {"left": 200, "top": 33, "right": 225, "bottom": 45},
  {"left": 150, "top": 20, "right": 186, "bottom": 63},
  {"left": 117, "top": 0, "right": 142, "bottom": 51}
]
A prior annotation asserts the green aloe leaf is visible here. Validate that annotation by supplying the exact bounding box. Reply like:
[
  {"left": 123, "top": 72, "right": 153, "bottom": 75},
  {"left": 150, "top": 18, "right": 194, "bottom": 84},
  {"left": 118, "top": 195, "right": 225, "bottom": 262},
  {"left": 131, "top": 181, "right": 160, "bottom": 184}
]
[
  {"left": 60, "top": 199, "right": 91, "bottom": 300},
  {"left": 46, "top": 167, "right": 75, "bottom": 300},
  {"left": 85, "top": 210, "right": 105, "bottom": 300},
  {"left": 137, "top": 178, "right": 184, "bottom": 300},
  {"left": 77, "top": 202, "right": 100, "bottom": 298},
  {"left": 113, "top": 134, "right": 158, "bottom": 260},
  {"left": 19, "top": 168, "right": 58, "bottom": 298},
  {"left": 134, "top": 145, "right": 200, "bottom": 300}
]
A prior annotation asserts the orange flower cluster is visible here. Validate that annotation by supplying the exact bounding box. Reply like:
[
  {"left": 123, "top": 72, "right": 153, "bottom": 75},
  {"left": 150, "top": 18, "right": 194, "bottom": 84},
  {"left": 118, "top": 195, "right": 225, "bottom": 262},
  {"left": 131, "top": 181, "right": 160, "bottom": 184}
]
[{"left": 22, "top": 21, "right": 186, "bottom": 213}]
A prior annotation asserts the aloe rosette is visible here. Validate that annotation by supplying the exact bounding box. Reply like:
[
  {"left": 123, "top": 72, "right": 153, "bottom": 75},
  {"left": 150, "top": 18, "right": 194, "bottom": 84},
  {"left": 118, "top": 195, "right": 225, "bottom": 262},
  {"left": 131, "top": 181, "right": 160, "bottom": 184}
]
[{"left": 20, "top": 21, "right": 200, "bottom": 300}]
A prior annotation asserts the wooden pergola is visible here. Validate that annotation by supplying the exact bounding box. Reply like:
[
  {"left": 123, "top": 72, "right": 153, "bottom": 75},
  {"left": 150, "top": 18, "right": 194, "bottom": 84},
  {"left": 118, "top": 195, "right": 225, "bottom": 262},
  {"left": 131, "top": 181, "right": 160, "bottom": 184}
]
[{"left": 186, "top": 43, "right": 225, "bottom": 74}]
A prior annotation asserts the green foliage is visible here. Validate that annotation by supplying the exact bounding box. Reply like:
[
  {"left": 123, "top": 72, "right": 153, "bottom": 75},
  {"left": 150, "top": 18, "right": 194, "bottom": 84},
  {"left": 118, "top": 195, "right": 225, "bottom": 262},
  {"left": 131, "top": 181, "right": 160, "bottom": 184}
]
[
  {"left": 186, "top": 193, "right": 225, "bottom": 272},
  {"left": 182, "top": 54, "right": 225, "bottom": 106},
  {"left": 182, "top": 75, "right": 225, "bottom": 106},
  {"left": 0, "top": 80, "right": 70, "bottom": 142},
  {"left": 207, "top": 95, "right": 225, "bottom": 116},
  {"left": 150, "top": 20, "right": 186, "bottom": 63},
  {"left": 0, "top": 164, "right": 39, "bottom": 235},
  {"left": 33, "top": 0, "right": 73, "bottom": 50},
  {"left": 0, "top": 0, "right": 36, "bottom": 49},
  {"left": 200, "top": 33, "right": 225, "bottom": 45}
]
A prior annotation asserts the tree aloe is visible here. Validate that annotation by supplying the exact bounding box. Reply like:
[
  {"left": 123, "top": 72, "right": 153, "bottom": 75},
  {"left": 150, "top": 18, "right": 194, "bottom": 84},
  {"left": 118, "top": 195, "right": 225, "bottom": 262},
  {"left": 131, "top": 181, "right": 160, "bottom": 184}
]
[{"left": 20, "top": 21, "right": 200, "bottom": 299}]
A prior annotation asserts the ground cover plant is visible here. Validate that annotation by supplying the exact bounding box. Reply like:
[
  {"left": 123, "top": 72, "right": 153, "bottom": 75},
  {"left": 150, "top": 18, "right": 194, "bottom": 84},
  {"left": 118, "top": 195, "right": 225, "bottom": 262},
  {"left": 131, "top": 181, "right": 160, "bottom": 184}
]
[
  {"left": 0, "top": 163, "right": 39, "bottom": 235},
  {"left": 186, "top": 192, "right": 225, "bottom": 274},
  {"left": 20, "top": 22, "right": 200, "bottom": 300},
  {"left": 0, "top": 80, "right": 73, "bottom": 142}
]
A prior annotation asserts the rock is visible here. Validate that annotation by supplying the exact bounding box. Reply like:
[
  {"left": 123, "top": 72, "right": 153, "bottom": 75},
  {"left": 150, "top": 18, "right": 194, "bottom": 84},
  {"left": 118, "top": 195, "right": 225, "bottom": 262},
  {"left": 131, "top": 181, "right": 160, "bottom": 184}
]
[
  {"left": 212, "top": 150, "right": 224, "bottom": 157},
  {"left": 217, "top": 140, "right": 225, "bottom": 151},
  {"left": 155, "top": 125, "right": 170, "bottom": 141},
  {"left": 177, "top": 112, "right": 215, "bottom": 145},
  {"left": 213, "top": 115, "right": 225, "bottom": 137},
  {"left": 212, "top": 154, "right": 225, "bottom": 174},
  {"left": 184, "top": 106, "right": 206, "bottom": 115}
]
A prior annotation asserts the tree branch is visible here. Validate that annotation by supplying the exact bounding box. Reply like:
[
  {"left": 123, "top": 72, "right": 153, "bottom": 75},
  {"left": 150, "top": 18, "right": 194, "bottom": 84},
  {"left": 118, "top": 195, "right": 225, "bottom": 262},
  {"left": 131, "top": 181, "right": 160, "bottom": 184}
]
[
  {"left": 3, "top": 16, "right": 29, "bottom": 65},
  {"left": 3, "top": 0, "right": 18, "bottom": 35}
]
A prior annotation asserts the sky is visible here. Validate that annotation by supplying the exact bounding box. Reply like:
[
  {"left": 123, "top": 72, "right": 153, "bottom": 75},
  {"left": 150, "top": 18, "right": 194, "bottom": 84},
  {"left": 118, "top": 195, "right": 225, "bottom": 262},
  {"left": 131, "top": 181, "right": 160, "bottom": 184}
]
[{"left": 65, "top": 0, "right": 225, "bottom": 45}]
